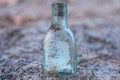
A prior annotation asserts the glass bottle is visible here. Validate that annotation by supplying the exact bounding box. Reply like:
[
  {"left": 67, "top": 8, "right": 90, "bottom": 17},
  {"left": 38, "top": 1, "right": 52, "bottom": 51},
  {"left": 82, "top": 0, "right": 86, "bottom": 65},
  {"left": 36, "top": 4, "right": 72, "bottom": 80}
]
[{"left": 43, "top": 2, "right": 76, "bottom": 78}]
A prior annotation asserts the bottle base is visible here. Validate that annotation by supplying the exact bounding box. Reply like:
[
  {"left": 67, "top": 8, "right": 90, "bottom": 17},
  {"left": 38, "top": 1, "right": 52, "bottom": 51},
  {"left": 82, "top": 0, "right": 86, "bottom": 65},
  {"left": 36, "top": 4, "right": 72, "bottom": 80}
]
[{"left": 44, "top": 70, "right": 76, "bottom": 78}]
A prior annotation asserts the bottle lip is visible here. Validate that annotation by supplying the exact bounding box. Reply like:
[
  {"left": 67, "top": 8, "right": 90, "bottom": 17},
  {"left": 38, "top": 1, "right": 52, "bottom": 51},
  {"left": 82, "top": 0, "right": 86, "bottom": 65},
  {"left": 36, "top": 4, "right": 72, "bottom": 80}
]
[
  {"left": 51, "top": 2, "right": 67, "bottom": 17},
  {"left": 52, "top": 2, "right": 67, "bottom": 7}
]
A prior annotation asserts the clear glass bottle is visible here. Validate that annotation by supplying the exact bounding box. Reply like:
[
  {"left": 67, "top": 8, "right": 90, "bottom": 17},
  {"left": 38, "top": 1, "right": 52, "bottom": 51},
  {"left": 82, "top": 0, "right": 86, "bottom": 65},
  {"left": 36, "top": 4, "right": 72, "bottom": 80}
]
[{"left": 43, "top": 2, "right": 76, "bottom": 78}]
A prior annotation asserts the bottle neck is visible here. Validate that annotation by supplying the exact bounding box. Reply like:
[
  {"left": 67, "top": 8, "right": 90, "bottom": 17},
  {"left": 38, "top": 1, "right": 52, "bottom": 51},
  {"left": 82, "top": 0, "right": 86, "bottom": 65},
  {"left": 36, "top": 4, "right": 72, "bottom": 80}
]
[
  {"left": 52, "top": 15, "right": 68, "bottom": 27},
  {"left": 51, "top": 2, "right": 68, "bottom": 28}
]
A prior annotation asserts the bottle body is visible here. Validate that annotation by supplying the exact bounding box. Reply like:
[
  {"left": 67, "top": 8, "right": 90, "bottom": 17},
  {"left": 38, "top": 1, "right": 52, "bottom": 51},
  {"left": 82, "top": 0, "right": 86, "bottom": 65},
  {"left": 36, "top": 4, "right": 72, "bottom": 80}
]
[{"left": 43, "top": 2, "right": 76, "bottom": 78}]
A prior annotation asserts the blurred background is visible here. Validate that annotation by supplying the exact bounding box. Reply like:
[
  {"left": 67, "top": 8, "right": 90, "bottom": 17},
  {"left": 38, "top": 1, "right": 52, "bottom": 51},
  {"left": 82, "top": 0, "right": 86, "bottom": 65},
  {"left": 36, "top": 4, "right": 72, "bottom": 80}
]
[
  {"left": 0, "top": 0, "right": 120, "bottom": 80},
  {"left": 0, "top": 0, "right": 120, "bottom": 28}
]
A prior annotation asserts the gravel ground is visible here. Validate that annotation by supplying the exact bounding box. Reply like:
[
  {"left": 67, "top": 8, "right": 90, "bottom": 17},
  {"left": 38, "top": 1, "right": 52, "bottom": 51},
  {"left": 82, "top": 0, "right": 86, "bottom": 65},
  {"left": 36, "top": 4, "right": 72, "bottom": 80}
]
[{"left": 0, "top": 0, "right": 120, "bottom": 80}]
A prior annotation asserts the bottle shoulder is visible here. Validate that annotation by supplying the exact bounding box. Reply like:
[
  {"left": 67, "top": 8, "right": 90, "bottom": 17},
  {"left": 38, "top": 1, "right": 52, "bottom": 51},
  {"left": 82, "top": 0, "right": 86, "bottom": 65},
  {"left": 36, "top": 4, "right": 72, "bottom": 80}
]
[
  {"left": 64, "top": 27, "right": 74, "bottom": 38},
  {"left": 44, "top": 26, "right": 75, "bottom": 45}
]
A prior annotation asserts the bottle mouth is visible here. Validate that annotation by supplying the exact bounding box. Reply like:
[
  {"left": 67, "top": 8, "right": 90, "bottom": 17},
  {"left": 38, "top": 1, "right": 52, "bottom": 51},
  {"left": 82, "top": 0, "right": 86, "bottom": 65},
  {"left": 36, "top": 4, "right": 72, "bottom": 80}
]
[
  {"left": 51, "top": 2, "right": 67, "bottom": 17},
  {"left": 52, "top": 2, "right": 67, "bottom": 7}
]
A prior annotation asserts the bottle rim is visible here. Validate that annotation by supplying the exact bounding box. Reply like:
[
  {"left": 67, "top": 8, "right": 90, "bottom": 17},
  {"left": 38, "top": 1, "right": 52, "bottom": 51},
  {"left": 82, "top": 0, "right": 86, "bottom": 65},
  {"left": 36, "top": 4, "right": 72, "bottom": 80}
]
[{"left": 52, "top": 2, "right": 67, "bottom": 7}]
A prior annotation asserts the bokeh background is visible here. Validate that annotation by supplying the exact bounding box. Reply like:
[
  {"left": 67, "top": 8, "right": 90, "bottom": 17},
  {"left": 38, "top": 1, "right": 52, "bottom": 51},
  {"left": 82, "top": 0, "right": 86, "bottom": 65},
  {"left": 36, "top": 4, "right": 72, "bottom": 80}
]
[
  {"left": 0, "top": 0, "right": 120, "bottom": 27},
  {"left": 0, "top": 0, "right": 120, "bottom": 80}
]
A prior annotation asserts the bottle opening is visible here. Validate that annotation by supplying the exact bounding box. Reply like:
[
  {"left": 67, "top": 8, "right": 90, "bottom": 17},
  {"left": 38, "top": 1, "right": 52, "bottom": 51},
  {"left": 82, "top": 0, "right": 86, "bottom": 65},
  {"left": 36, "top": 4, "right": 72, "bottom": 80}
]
[
  {"left": 52, "top": 2, "right": 67, "bottom": 17},
  {"left": 52, "top": 2, "right": 67, "bottom": 7}
]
